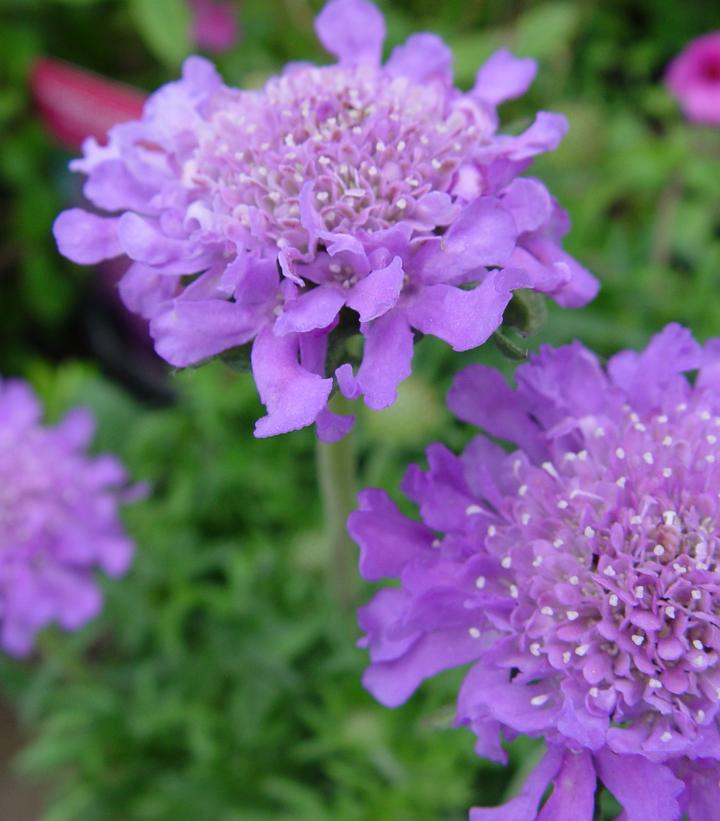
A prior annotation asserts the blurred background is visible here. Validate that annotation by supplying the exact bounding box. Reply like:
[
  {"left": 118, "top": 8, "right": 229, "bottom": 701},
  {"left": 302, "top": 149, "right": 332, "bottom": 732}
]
[{"left": 0, "top": 0, "right": 719, "bottom": 818}]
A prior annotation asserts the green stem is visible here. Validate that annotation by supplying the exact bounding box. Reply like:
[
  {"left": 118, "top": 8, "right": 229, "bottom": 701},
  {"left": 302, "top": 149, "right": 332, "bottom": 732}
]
[
  {"left": 316, "top": 398, "right": 358, "bottom": 611},
  {"left": 593, "top": 784, "right": 605, "bottom": 821}
]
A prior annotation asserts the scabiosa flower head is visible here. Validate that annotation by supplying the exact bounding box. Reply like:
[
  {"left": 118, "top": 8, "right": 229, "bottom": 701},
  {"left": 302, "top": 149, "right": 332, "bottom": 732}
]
[
  {"left": 0, "top": 379, "right": 140, "bottom": 656},
  {"left": 666, "top": 32, "right": 720, "bottom": 125},
  {"left": 351, "top": 325, "right": 720, "bottom": 820},
  {"left": 53, "top": 0, "right": 596, "bottom": 440}
]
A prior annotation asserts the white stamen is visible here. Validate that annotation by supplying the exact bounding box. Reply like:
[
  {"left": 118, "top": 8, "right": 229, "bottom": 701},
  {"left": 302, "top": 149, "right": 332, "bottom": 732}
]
[
  {"left": 530, "top": 642, "right": 541, "bottom": 657},
  {"left": 540, "top": 606, "right": 554, "bottom": 616},
  {"left": 631, "top": 634, "right": 644, "bottom": 646},
  {"left": 566, "top": 611, "right": 579, "bottom": 621},
  {"left": 643, "top": 452, "right": 654, "bottom": 464},
  {"left": 609, "top": 594, "right": 619, "bottom": 606},
  {"left": 662, "top": 468, "right": 673, "bottom": 478},
  {"left": 615, "top": 448, "right": 625, "bottom": 459},
  {"left": 487, "top": 525, "right": 497, "bottom": 537},
  {"left": 468, "top": 627, "right": 481, "bottom": 639},
  {"left": 616, "top": 477, "right": 627, "bottom": 488},
  {"left": 518, "top": 484, "right": 528, "bottom": 497},
  {"left": 648, "top": 678, "right": 662, "bottom": 689},
  {"left": 530, "top": 694, "right": 549, "bottom": 707},
  {"left": 501, "top": 557, "right": 512, "bottom": 569},
  {"left": 562, "top": 651, "right": 571, "bottom": 663},
  {"left": 465, "top": 504, "right": 483, "bottom": 515},
  {"left": 557, "top": 500, "right": 569, "bottom": 509},
  {"left": 509, "top": 584, "right": 519, "bottom": 599},
  {"left": 693, "top": 639, "right": 704, "bottom": 650},
  {"left": 475, "top": 576, "right": 486, "bottom": 590},
  {"left": 589, "top": 687, "right": 599, "bottom": 697},
  {"left": 575, "top": 644, "right": 589, "bottom": 656},
  {"left": 662, "top": 435, "right": 673, "bottom": 446},
  {"left": 653, "top": 544, "right": 665, "bottom": 556},
  {"left": 584, "top": 526, "right": 595, "bottom": 538},
  {"left": 692, "top": 589, "right": 702, "bottom": 600},
  {"left": 635, "top": 586, "right": 645, "bottom": 598},
  {"left": 603, "top": 566, "right": 616, "bottom": 577},
  {"left": 542, "top": 462, "right": 559, "bottom": 478},
  {"left": 660, "top": 731, "right": 673, "bottom": 742}
]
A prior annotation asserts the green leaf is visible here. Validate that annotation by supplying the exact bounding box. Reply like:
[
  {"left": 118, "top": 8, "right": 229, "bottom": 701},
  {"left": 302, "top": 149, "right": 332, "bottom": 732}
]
[{"left": 129, "top": 0, "right": 192, "bottom": 69}]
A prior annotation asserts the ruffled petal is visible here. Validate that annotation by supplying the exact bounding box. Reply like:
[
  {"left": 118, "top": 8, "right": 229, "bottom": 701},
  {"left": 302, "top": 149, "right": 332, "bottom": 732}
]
[
  {"left": 404, "top": 269, "right": 527, "bottom": 352},
  {"left": 315, "top": 407, "right": 355, "bottom": 442},
  {"left": 53, "top": 209, "right": 122, "bottom": 264},
  {"left": 357, "top": 312, "right": 414, "bottom": 410},
  {"left": 274, "top": 286, "right": 346, "bottom": 335},
  {"left": 314, "top": 0, "right": 385, "bottom": 65},
  {"left": 386, "top": 33, "right": 453, "bottom": 85},
  {"left": 150, "top": 299, "right": 261, "bottom": 366},
  {"left": 537, "top": 750, "right": 596, "bottom": 821},
  {"left": 501, "top": 178, "right": 553, "bottom": 235},
  {"left": 593, "top": 747, "right": 684, "bottom": 821},
  {"left": 470, "top": 746, "right": 564, "bottom": 821},
  {"left": 363, "top": 627, "right": 484, "bottom": 708},
  {"left": 346, "top": 256, "right": 404, "bottom": 322},
  {"left": 607, "top": 323, "right": 702, "bottom": 413},
  {"left": 419, "top": 197, "right": 518, "bottom": 282},
  {"left": 472, "top": 49, "right": 537, "bottom": 107},
  {"left": 448, "top": 364, "right": 545, "bottom": 460},
  {"left": 252, "top": 328, "right": 332, "bottom": 437},
  {"left": 349, "top": 488, "right": 435, "bottom": 581}
]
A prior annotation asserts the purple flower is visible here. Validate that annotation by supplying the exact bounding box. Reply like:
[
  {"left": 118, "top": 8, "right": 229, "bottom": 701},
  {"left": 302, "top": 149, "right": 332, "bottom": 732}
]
[
  {"left": 666, "top": 32, "right": 720, "bottom": 125},
  {"left": 53, "top": 0, "right": 597, "bottom": 440},
  {"left": 0, "top": 379, "right": 140, "bottom": 656},
  {"left": 351, "top": 325, "right": 720, "bottom": 820}
]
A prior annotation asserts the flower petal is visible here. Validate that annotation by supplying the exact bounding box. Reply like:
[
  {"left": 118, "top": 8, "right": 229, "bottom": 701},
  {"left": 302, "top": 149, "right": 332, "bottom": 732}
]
[
  {"left": 472, "top": 49, "right": 537, "bottom": 107},
  {"left": 346, "top": 256, "right": 404, "bottom": 322},
  {"left": 349, "top": 488, "right": 435, "bottom": 581},
  {"left": 53, "top": 209, "right": 123, "bottom": 264},
  {"left": 594, "top": 748, "right": 684, "bottom": 821},
  {"left": 537, "top": 750, "right": 596, "bottom": 821},
  {"left": 252, "top": 328, "right": 332, "bottom": 437},
  {"left": 405, "top": 269, "right": 528, "bottom": 351},
  {"left": 470, "top": 746, "right": 564, "bottom": 821},
  {"left": 314, "top": 0, "right": 385, "bottom": 65},
  {"left": 356, "top": 312, "right": 414, "bottom": 410},
  {"left": 274, "top": 286, "right": 346, "bottom": 335},
  {"left": 150, "top": 299, "right": 261, "bottom": 366},
  {"left": 419, "top": 197, "right": 518, "bottom": 281},
  {"left": 386, "top": 33, "right": 453, "bottom": 85}
]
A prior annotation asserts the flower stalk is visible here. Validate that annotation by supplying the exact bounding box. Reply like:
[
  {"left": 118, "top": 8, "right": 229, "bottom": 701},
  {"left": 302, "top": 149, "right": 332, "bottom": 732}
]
[{"left": 316, "top": 397, "right": 358, "bottom": 610}]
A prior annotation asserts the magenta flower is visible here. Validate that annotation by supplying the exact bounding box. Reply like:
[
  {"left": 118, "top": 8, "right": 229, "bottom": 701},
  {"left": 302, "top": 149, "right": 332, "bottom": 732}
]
[
  {"left": 0, "top": 379, "right": 140, "bottom": 656},
  {"left": 189, "top": 0, "right": 239, "bottom": 53},
  {"left": 351, "top": 325, "right": 720, "bottom": 820},
  {"left": 53, "top": 0, "right": 597, "bottom": 440},
  {"left": 666, "top": 32, "right": 720, "bottom": 125}
]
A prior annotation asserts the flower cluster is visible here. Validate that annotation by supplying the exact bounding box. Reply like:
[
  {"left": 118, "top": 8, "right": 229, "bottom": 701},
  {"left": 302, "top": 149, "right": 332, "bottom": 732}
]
[
  {"left": 666, "top": 32, "right": 720, "bottom": 126},
  {"left": 351, "top": 325, "right": 720, "bottom": 820},
  {"left": 53, "top": 0, "right": 596, "bottom": 440},
  {"left": 0, "top": 379, "right": 139, "bottom": 656}
]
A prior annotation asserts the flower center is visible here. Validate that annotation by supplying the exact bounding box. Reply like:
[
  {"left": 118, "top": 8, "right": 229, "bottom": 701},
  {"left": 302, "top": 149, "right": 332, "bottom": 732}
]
[
  {"left": 485, "top": 398, "right": 720, "bottom": 747},
  {"left": 186, "top": 64, "right": 489, "bottom": 251}
]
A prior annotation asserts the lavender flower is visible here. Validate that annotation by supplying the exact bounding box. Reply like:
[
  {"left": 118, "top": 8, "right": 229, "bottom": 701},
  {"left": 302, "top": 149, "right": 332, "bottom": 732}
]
[
  {"left": 666, "top": 32, "right": 720, "bottom": 126},
  {"left": 351, "top": 325, "right": 720, "bottom": 820},
  {"left": 53, "top": 0, "right": 597, "bottom": 439},
  {"left": 0, "top": 379, "right": 139, "bottom": 656}
]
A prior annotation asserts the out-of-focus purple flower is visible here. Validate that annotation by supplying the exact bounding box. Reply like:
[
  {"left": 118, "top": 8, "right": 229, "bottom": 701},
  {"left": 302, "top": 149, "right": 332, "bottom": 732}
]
[
  {"left": 351, "top": 324, "right": 720, "bottom": 820},
  {"left": 53, "top": 0, "right": 597, "bottom": 440},
  {"left": 0, "top": 379, "right": 140, "bottom": 656},
  {"left": 666, "top": 32, "right": 720, "bottom": 125},
  {"left": 189, "top": 0, "right": 239, "bottom": 53}
]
